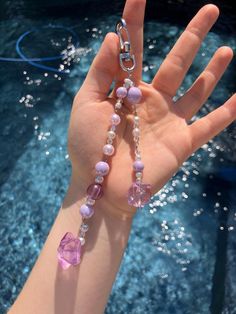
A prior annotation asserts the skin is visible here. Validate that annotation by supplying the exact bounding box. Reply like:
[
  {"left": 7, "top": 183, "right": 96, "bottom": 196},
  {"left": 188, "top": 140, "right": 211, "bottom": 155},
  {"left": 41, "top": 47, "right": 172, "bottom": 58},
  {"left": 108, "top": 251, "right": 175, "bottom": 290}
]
[
  {"left": 8, "top": 1, "right": 235, "bottom": 314},
  {"left": 68, "top": 1, "right": 235, "bottom": 218}
]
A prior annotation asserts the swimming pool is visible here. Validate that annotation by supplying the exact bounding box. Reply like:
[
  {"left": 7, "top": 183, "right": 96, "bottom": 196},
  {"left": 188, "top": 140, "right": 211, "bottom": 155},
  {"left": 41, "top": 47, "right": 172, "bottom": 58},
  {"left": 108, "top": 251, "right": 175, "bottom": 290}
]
[{"left": 0, "top": 1, "right": 235, "bottom": 313}]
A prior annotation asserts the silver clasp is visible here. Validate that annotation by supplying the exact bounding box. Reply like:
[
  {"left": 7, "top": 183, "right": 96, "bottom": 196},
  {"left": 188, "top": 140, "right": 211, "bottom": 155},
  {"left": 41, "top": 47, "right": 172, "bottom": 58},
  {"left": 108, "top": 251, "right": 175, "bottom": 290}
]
[{"left": 115, "top": 18, "right": 136, "bottom": 73}]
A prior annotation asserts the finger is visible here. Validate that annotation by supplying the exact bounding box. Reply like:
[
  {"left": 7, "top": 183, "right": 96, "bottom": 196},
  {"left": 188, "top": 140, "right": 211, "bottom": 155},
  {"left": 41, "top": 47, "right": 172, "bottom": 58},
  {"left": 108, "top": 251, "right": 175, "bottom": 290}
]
[
  {"left": 189, "top": 94, "right": 236, "bottom": 151},
  {"left": 116, "top": 0, "right": 146, "bottom": 83},
  {"left": 78, "top": 32, "right": 119, "bottom": 102},
  {"left": 152, "top": 4, "right": 219, "bottom": 97},
  {"left": 176, "top": 46, "right": 233, "bottom": 120}
]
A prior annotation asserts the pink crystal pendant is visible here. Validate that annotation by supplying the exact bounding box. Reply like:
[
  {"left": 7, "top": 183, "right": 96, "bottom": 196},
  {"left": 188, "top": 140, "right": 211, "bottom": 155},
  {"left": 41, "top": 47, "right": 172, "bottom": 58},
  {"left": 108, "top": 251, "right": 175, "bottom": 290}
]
[
  {"left": 128, "top": 182, "right": 151, "bottom": 207},
  {"left": 57, "top": 232, "right": 82, "bottom": 270}
]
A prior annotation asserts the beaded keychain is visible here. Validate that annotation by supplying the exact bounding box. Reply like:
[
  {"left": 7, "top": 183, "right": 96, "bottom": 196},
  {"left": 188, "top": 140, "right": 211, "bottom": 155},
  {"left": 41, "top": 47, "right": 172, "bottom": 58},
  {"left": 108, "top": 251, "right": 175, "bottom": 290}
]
[{"left": 57, "top": 18, "right": 151, "bottom": 270}]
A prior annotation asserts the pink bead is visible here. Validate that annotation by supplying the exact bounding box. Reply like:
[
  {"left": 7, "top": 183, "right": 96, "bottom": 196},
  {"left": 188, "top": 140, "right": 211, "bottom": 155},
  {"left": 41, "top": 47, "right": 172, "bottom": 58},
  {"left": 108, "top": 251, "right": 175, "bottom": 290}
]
[
  {"left": 111, "top": 113, "right": 121, "bottom": 126},
  {"left": 127, "top": 87, "right": 142, "bottom": 105},
  {"left": 87, "top": 183, "right": 103, "bottom": 200},
  {"left": 57, "top": 232, "right": 82, "bottom": 269},
  {"left": 116, "top": 87, "right": 127, "bottom": 99},
  {"left": 103, "top": 144, "right": 114, "bottom": 156},
  {"left": 128, "top": 182, "right": 151, "bottom": 207}
]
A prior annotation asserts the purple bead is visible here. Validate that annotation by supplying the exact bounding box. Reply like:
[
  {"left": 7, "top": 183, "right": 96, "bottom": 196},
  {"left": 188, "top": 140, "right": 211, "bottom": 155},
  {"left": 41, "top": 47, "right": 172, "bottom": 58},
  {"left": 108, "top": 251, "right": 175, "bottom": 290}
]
[
  {"left": 116, "top": 87, "right": 127, "bottom": 99},
  {"left": 133, "top": 160, "right": 144, "bottom": 172},
  {"left": 127, "top": 87, "right": 142, "bottom": 105},
  {"left": 111, "top": 113, "right": 121, "bottom": 126},
  {"left": 57, "top": 232, "right": 81, "bottom": 269},
  {"left": 80, "top": 204, "right": 94, "bottom": 218},
  {"left": 87, "top": 183, "right": 103, "bottom": 200},
  {"left": 128, "top": 182, "right": 151, "bottom": 207},
  {"left": 95, "top": 161, "right": 110, "bottom": 176}
]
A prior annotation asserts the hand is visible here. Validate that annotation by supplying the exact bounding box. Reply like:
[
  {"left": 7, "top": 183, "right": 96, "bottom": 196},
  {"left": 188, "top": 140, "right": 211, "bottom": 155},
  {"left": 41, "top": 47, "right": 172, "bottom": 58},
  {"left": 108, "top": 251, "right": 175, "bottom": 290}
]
[{"left": 67, "top": 1, "right": 235, "bottom": 218}]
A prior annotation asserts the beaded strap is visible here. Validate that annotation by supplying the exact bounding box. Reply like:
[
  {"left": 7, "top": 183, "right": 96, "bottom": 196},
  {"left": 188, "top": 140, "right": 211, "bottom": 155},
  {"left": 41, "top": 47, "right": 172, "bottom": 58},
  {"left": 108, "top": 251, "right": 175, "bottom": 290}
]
[{"left": 57, "top": 19, "right": 151, "bottom": 270}]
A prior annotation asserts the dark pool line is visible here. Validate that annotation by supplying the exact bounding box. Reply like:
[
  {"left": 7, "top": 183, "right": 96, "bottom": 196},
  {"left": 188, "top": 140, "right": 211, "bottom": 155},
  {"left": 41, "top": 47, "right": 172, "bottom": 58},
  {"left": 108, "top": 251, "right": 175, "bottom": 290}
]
[
  {"left": 204, "top": 176, "right": 232, "bottom": 313},
  {"left": 0, "top": 25, "right": 79, "bottom": 74}
]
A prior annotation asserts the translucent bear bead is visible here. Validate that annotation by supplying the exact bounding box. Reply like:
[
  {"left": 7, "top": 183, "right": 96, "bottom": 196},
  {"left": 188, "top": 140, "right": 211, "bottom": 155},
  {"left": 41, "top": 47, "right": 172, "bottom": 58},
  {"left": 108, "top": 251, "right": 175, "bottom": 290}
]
[
  {"left": 57, "top": 232, "right": 81, "bottom": 269},
  {"left": 128, "top": 182, "right": 151, "bottom": 207}
]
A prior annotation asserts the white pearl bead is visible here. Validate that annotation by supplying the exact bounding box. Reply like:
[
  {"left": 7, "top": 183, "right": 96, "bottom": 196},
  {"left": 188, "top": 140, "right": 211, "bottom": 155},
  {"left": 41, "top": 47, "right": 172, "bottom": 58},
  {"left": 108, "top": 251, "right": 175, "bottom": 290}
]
[
  {"left": 108, "top": 130, "right": 116, "bottom": 139},
  {"left": 134, "top": 116, "right": 139, "bottom": 123},
  {"left": 79, "top": 237, "right": 85, "bottom": 246},
  {"left": 132, "top": 127, "right": 140, "bottom": 137},
  {"left": 111, "top": 113, "right": 121, "bottom": 126},
  {"left": 103, "top": 144, "right": 114, "bottom": 156}
]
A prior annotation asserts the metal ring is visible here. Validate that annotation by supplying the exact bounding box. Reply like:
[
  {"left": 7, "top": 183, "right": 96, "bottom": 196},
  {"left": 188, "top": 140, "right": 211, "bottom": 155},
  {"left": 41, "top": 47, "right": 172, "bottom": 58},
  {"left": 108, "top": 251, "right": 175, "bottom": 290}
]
[{"left": 115, "top": 18, "right": 136, "bottom": 73}]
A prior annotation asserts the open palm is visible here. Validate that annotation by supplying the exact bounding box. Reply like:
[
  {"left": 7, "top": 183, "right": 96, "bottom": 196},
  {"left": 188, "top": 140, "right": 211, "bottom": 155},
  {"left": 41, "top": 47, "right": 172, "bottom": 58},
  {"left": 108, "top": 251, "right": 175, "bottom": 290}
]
[{"left": 68, "top": 1, "right": 235, "bottom": 217}]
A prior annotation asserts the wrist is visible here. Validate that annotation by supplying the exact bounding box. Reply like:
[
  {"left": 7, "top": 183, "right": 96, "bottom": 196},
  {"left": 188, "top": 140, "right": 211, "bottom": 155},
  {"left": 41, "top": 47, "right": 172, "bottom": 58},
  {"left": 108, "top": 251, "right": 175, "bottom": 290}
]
[
  {"left": 57, "top": 176, "right": 134, "bottom": 266},
  {"left": 63, "top": 172, "right": 136, "bottom": 222}
]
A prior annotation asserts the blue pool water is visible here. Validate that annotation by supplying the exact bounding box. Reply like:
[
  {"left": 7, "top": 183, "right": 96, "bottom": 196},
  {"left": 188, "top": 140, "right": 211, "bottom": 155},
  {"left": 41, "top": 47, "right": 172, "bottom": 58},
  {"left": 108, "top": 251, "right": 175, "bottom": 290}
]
[{"left": 0, "top": 1, "right": 236, "bottom": 313}]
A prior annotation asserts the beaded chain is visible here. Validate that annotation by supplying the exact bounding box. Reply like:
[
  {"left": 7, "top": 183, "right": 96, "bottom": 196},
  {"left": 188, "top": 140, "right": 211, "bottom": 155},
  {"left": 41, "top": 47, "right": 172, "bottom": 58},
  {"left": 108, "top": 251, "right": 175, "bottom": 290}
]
[{"left": 57, "top": 18, "right": 151, "bottom": 270}]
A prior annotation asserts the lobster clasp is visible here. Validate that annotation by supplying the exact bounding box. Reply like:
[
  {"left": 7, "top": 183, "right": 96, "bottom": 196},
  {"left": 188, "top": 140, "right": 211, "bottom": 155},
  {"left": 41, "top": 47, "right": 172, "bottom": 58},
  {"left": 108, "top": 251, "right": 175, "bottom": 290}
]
[{"left": 115, "top": 18, "right": 136, "bottom": 73}]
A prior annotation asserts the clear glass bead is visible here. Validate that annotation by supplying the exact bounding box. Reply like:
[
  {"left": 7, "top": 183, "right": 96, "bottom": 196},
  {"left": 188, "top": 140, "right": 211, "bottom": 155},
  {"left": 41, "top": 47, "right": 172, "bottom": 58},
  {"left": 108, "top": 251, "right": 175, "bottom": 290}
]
[
  {"left": 86, "top": 198, "right": 95, "bottom": 206},
  {"left": 107, "top": 138, "right": 113, "bottom": 145},
  {"left": 80, "top": 223, "right": 89, "bottom": 233},
  {"left": 95, "top": 176, "right": 104, "bottom": 184},
  {"left": 136, "top": 172, "right": 143, "bottom": 180},
  {"left": 79, "top": 230, "right": 85, "bottom": 237},
  {"left": 123, "top": 78, "right": 134, "bottom": 88},
  {"left": 115, "top": 102, "right": 122, "bottom": 110}
]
